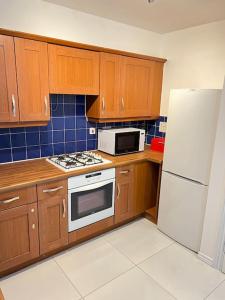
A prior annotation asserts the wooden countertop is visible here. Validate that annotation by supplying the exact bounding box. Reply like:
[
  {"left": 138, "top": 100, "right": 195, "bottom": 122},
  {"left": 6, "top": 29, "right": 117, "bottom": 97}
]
[{"left": 0, "top": 148, "right": 163, "bottom": 193}]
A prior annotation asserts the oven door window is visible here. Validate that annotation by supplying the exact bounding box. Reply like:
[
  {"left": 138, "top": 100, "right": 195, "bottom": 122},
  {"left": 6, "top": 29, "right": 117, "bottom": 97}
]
[
  {"left": 115, "top": 131, "right": 140, "bottom": 154},
  {"left": 71, "top": 182, "right": 113, "bottom": 221}
]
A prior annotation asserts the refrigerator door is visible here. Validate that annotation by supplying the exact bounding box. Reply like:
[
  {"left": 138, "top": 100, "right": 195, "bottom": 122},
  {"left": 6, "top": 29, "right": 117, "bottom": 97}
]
[
  {"left": 158, "top": 171, "right": 208, "bottom": 252},
  {"left": 163, "top": 89, "right": 221, "bottom": 185}
]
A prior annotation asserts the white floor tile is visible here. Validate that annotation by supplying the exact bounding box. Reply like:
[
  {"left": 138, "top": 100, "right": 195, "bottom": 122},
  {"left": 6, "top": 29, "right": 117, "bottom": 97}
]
[
  {"left": 55, "top": 237, "right": 134, "bottom": 297},
  {"left": 104, "top": 218, "right": 173, "bottom": 264},
  {"left": 206, "top": 280, "right": 225, "bottom": 299},
  {"left": 139, "top": 243, "right": 225, "bottom": 300},
  {"left": 84, "top": 267, "right": 175, "bottom": 300},
  {"left": 0, "top": 259, "right": 81, "bottom": 300}
]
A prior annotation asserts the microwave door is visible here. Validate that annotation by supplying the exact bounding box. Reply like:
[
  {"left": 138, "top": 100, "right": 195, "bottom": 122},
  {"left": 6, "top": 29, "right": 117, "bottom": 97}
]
[{"left": 115, "top": 131, "right": 140, "bottom": 155}]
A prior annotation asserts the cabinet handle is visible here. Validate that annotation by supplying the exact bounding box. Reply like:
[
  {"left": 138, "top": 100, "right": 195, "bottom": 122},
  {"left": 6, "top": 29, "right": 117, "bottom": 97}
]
[
  {"left": 102, "top": 97, "right": 105, "bottom": 112},
  {"left": 62, "top": 199, "right": 66, "bottom": 218},
  {"left": 0, "top": 196, "right": 20, "bottom": 204},
  {"left": 43, "top": 186, "right": 63, "bottom": 193},
  {"left": 12, "top": 95, "right": 16, "bottom": 117},
  {"left": 121, "top": 97, "right": 125, "bottom": 110},
  {"left": 32, "top": 224, "right": 36, "bottom": 230},
  {"left": 117, "top": 184, "right": 120, "bottom": 199},
  {"left": 44, "top": 96, "right": 48, "bottom": 116},
  {"left": 120, "top": 170, "right": 129, "bottom": 174}
]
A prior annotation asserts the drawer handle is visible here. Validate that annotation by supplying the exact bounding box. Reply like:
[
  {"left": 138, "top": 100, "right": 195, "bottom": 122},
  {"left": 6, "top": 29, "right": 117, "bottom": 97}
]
[
  {"left": 117, "top": 184, "right": 120, "bottom": 199},
  {"left": 120, "top": 170, "right": 129, "bottom": 174},
  {"left": 43, "top": 186, "right": 63, "bottom": 193},
  {"left": 44, "top": 96, "right": 48, "bottom": 116},
  {"left": 62, "top": 199, "right": 66, "bottom": 218},
  {"left": 0, "top": 196, "right": 20, "bottom": 204},
  {"left": 12, "top": 94, "right": 16, "bottom": 117}
]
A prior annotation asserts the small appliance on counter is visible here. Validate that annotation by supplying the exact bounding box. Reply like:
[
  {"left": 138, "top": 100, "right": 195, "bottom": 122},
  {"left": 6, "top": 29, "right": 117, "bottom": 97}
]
[
  {"left": 150, "top": 137, "right": 165, "bottom": 153},
  {"left": 98, "top": 127, "right": 145, "bottom": 155}
]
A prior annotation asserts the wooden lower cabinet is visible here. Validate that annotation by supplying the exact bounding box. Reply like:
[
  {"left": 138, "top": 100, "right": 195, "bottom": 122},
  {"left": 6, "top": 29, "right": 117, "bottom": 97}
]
[
  {"left": 114, "top": 165, "right": 134, "bottom": 224},
  {"left": 37, "top": 180, "right": 68, "bottom": 255},
  {"left": 0, "top": 202, "right": 39, "bottom": 273}
]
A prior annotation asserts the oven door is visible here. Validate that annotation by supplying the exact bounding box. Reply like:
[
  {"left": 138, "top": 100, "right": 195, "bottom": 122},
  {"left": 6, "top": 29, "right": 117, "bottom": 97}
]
[
  {"left": 68, "top": 179, "right": 115, "bottom": 232},
  {"left": 115, "top": 131, "right": 140, "bottom": 155}
]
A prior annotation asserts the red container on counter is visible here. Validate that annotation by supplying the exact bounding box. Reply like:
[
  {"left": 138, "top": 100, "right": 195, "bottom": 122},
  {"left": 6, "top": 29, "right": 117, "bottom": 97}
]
[{"left": 150, "top": 137, "right": 165, "bottom": 153}]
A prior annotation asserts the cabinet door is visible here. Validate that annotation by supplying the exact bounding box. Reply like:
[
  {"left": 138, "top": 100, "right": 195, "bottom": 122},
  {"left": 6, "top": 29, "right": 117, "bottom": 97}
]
[
  {"left": 120, "top": 57, "right": 155, "bottom": 118},
  {"left": 133, "top": 161, "right": 154, "bottom": 215},
  {"left": 15, "top": 38, "right": 50, "bottom": 122},
  {"left": 99, "top": 53, "right": 120, "bottom": 118},
  {"left": 0, "top": 203, "right": 39, "bottom": 273},
  {"left": 115, "top": 165, "right": 134, "bottom": 224},
  {"left": 38, "top": 182, "right": 68, "bottom": 254},
  {"left": 48, "top": 44, "right": 99, "bottom": 95},
  {"left": 0, "top": 35, "right": 19, "bottom": 122}
]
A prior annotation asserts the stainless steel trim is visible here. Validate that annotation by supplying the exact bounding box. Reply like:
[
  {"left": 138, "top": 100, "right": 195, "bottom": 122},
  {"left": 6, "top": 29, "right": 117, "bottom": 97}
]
[
  {"left": 62, "top": 199, "right": 66, "bottom": 218},
  {"left": 44, "top": 96, "right": 48, "bottom": 116},
  {"left": 12, "top": 95, "right": 16, "bottom": 117},
  {"left": 117, "top": 184, "right": 120, "bottom": 199},
  {"left": 121, "top": 97, "right": 125, "bottom": 110},
  {"left": 102, "top": 97, "right": 105, "bottom": 112},
  {"left": 120, "top": 170, "right": 129, "bottom": 174},
  {"left": 0, "top": 196, "right": 20, "bottom": 204},
  {"left": 43, "top": 186, "right": 63, "bottom": 193}
]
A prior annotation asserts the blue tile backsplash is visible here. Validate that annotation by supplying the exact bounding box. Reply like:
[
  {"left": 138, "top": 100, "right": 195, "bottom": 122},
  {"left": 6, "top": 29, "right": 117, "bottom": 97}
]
[{"left": 0, "top": 94, "right": 167, "bottom": 163}]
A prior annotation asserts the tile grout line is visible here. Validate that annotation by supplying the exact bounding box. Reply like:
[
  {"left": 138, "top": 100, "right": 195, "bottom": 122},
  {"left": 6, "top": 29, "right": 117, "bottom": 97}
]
[
  {"left": 203, "top": 278, "right": 225, "bottom": 299},
  {"left": 136, "top": 264, "right": 178, "bottom": 300},
  {"left": 54, "top": 259, "right": 83, "bottom": 299},
  {"left": 83, "top": 265, "right": 136, "bottom": 299}
]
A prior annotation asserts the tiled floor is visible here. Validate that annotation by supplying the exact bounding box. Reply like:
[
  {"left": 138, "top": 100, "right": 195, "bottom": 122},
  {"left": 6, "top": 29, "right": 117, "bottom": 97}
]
[{"left": 1, "top": 218, "right": 225, "bottom": 300}]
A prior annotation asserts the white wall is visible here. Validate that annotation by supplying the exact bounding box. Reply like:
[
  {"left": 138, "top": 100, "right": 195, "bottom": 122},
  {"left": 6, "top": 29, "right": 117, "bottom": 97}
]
[
  {"left": 160, "top": 20, "right": 225, "bottom": 115},
  {"left": 0, "top": 0, "right": 162, "bottom": 57}
]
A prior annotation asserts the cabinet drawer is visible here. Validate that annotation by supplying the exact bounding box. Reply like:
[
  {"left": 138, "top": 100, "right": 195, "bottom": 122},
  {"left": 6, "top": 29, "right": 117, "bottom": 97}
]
[
  {"left": 37, "top": 180, "right": 67, "bottom": 201},
  {"left": 69, "top": 217, "right": 114, "bottom": 244},
  {"left": 116, "top": 165, "right": 133, "bottom": 179},
  {"left": 0, "top": 186, "right": 37, "bottom": 211}
]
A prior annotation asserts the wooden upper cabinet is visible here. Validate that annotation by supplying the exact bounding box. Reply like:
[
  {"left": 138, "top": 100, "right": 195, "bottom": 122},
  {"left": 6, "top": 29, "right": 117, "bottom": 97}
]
[
  {"left": 120, "top": 57, "right": 155, "bottom": 118},
  {"left": 0, "top": 203, "right": 39, "bottom": 274},
  {"left": 14, "top": 38, "right": 50, "bottom": 122},
  {"left": 99, "top": 53, "right": 120, "bottom": 118},
  {"left": 0, "top": 35, "right": 19, "bottom": 123},
  {"left": 48, "top": 44, "right": 99, "bottom": 95}
]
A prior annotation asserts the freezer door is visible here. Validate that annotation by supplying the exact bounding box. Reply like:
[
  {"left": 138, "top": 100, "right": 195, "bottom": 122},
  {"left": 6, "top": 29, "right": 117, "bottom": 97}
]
[
  {"left": 163, "top": 89, "right": 221, "bottom": 185},
  {"left": 157, "top": 171, "right": 208, "bottom": 252}
]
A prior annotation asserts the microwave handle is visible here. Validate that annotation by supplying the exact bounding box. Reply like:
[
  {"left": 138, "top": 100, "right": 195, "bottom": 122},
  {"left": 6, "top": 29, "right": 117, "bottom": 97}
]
[{"left": 71, "top": 179, "right": 114, "bottom": 193}]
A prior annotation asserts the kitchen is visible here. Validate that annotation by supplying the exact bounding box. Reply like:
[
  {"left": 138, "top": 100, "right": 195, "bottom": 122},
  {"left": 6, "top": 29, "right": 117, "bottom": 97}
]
[{"left": 0, "top": 0, "right": 225, "bottom": 299}]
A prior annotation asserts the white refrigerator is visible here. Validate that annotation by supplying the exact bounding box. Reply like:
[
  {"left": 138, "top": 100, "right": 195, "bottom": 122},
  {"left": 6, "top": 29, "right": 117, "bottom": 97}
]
[{"left": 157, "top": 89, "right": 221, "bottom": 252}]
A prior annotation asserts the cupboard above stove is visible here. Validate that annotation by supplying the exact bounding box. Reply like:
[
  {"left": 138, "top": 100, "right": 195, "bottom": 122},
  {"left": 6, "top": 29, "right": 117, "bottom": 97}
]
[{"left": 0, "top": 28, "right": 166, "bottom": 127}]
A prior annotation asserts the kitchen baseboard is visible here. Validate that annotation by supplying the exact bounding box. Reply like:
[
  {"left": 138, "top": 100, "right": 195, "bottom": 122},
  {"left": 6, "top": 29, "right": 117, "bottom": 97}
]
[{"left": 198, "top": 251, "right": 214, "bottom": 266}]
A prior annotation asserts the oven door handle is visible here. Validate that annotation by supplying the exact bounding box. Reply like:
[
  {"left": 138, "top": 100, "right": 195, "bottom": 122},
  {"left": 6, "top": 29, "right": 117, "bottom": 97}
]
[{"left": 70, "top": 179, "right": 114, "bottom": 193}]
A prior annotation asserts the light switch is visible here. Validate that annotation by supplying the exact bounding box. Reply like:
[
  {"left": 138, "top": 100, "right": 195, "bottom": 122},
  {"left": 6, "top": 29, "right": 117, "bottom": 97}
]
[
  {"left": 159, "top": 122, "right": 167, "bottom": 133},
  {"left": 89, "top": 128, "right": 96, "bottom": 135}
]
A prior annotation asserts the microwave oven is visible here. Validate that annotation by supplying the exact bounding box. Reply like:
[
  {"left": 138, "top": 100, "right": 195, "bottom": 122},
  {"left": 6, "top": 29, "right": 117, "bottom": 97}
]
[{"left": 98, "top": 128, "right": 145, "bottom": 155}]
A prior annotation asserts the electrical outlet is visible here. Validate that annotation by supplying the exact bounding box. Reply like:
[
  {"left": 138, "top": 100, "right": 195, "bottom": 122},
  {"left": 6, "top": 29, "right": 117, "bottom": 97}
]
[
  {"left": 89, "top": 127, "right": 96, "bottom": 135},
  {"left": 159, "top": 122, "right": 167, "bottom": 133}
]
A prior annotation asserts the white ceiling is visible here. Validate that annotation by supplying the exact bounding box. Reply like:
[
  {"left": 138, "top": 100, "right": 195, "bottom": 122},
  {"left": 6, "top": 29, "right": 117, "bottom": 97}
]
[{"left": 45, "top": 0, "right": 225, "bottom": 34}]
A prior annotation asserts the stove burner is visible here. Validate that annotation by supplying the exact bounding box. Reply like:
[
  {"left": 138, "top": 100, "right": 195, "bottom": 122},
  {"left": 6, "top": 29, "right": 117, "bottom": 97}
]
[
  {"left": 47, "top": 151, "right": 110, "bottom": 171},
  {"left": 66, "top": 161, "right": 77, "bottom": 166},
  {"left": 57, "top": 155, "right": 65, "bottom": 161}
]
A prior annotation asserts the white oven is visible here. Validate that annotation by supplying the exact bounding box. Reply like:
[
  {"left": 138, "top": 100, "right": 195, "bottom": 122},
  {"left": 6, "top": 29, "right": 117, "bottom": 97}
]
[{"left": 68, "top": 168, "right": 115, "bottom": 232}]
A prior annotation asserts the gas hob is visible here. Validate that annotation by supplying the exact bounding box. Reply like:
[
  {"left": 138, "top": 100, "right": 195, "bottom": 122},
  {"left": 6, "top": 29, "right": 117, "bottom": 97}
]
[{"left": 47, "top": 151, "right": 112, "bottom": 172}]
